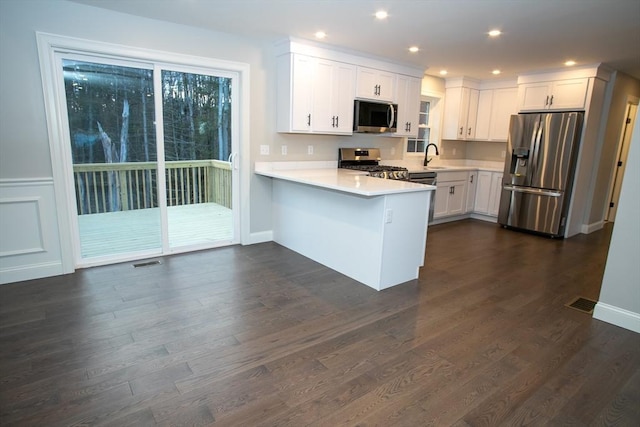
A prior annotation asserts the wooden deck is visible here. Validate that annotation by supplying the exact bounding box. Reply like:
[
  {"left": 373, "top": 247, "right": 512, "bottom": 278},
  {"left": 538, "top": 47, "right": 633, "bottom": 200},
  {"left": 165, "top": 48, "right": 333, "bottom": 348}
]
[{"left": 77, "top": 202, "right": 233, "bottom": 258}]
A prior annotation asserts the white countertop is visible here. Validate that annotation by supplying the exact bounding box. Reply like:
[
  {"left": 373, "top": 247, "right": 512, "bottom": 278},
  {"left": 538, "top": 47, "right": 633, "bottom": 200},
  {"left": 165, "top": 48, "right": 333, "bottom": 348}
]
[{"left": 255, "top": 167, "right": 434, "bottom": 197}]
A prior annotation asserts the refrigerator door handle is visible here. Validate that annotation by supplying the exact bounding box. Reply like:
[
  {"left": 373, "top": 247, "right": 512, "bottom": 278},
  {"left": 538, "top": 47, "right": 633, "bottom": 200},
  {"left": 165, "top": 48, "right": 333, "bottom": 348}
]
[{"left": 503, "top": 184, "right": 562, "bottom": 197}]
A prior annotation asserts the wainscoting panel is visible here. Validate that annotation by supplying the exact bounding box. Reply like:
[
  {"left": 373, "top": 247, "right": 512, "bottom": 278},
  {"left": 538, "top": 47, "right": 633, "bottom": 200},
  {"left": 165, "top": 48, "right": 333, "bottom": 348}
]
[{"left": 0, "top": 179, "right": 65, "bottom": 284}]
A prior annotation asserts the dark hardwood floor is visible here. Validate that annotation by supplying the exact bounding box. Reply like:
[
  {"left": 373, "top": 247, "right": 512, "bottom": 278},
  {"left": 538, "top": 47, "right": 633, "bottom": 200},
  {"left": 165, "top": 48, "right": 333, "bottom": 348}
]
[{"left": 1, "top": 219, "right": 638, "bottom": 426}]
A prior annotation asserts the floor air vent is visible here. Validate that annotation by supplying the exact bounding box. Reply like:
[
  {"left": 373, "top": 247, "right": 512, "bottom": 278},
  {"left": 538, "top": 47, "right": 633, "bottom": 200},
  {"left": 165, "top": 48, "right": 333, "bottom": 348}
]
[
  {"left": 133, "top": 260, "right": 161, "bottom": 268},
  {"left": 565, "top": 296, "right": 597, "bottom": 314}
]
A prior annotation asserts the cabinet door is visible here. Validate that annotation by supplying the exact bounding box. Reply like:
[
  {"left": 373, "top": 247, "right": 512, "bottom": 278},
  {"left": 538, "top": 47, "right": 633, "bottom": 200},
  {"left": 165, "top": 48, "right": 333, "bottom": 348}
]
[
  {"left": 465, "top": 172, "right": 477, "bottom": 213},
  {"left": 394, "top": 75, "right": 421, "bottom": 137},
  {"left": 442, "top": 86, "right": 464, "bottom": 139},
  {"left": 465, "top": 89, "right": 479, "bottom": 139},
  {"left": 473, "top": 171, "right": 492, "bottom": 214},
  {"left": 289, "top": 54, "right": 315, "bottom": 132},
  {"left": 313, "top": 59, "right": 355, "bottom": 134},
  {"left": 489, "top": 88, "right": 518, "bottom": 141},
  {"left": 488, "top": 173, "right": 503, "bottom": 216},
  {"left": 443, "top": 86, "right": 479, "bottom": 140},
  {"left": 448, "top": 181, "right": 467, "bottom": 215},
  {"left": 433, "top": 182, "right": 451, "bottom": 218},
  {"left": 474, "top": 90, "right": 493, "bottom": 140},
  {"left": 312, "top": 59, "right": 335, "bottom": 132},
  {"left": 356, "top": 67, "right": 395, "bottom": 101},
  {"left": 518, "top": 82, "right": 552, "bottom": 111},
  {"left": 549, "top": 78, "right": 588, "bottom": 110},
  {"left": 333, "top": 62, "right": 356, "bottom": 133}
]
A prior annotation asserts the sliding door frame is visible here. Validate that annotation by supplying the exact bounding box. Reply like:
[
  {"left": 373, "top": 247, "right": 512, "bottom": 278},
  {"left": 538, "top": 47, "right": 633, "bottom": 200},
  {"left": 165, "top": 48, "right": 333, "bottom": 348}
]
[{"left": 37, "top": 32, "right": 251, "bottom": 272}]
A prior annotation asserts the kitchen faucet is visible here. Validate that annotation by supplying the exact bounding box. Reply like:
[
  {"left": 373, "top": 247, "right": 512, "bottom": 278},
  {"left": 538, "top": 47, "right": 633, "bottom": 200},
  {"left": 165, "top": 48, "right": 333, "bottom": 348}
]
[{"left": 423, "top": 143, "right": 440, "bottom": 166}]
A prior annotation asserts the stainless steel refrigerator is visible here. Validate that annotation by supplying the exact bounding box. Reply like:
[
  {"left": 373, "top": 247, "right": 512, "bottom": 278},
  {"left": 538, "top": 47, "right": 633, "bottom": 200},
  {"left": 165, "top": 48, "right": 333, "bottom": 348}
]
[{"left": 498, "top": 112, "right": 583, "bottom": 237}]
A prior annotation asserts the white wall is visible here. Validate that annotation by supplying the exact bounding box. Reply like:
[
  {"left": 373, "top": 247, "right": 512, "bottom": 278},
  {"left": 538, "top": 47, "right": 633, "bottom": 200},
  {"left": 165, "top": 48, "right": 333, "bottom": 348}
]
[
  {"left": 0, "top": 0, "right": 280, "bottom": 281},
  {"left": 593, "top": 112, "right": 640, "bottom": 333}
]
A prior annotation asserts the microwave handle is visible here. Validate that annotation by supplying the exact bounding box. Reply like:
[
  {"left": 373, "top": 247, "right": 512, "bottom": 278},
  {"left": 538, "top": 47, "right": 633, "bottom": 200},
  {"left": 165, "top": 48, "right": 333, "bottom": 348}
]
[{"left": 387, "top": 104, "right": 395, "bottom": 128}]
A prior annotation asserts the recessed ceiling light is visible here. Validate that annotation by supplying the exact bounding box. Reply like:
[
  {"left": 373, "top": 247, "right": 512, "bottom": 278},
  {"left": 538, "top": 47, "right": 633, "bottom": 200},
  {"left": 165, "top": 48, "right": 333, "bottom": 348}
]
[
  {"left": 488, "top": 29, "right": 502, "bottom": 37},
  {"left": 409, "top": 46, "right": 419, "bottom": 53},
  {"left": 439, "top": 70, "right": 448, "bottom": 76},
  {"left": 375, "top": 10, "right": 388, "bottom": 20},
  {"left": 492, "top": 69, "right": 501, "bottom": 75},
  {"left": 565, "top": 60, "right": 576, "bottom": 66},
  {"left": 315, "top": 31, "right": 326, "bottom": 40}
]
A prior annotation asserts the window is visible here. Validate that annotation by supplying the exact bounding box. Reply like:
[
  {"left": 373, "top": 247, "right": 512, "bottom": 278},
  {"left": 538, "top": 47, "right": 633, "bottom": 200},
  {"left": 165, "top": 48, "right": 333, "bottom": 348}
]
[{"left": 407, "top": 98, "right": 433, "bottom": 154}]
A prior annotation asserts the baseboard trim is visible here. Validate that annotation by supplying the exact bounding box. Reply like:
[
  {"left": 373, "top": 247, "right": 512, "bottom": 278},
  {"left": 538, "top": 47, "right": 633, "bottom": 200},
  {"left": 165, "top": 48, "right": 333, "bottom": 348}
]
[
  {"left": 593, "top": 302, "right": 640, "bottom": 334},
  {"left": 0, "top": 261, "right": 65, "bottom": 285},
  {"left": 581, "top": 221, "right": 604, "bottom": 234},
  {"left": 244, "top": 230, "right": 273, "bottom": 245}
]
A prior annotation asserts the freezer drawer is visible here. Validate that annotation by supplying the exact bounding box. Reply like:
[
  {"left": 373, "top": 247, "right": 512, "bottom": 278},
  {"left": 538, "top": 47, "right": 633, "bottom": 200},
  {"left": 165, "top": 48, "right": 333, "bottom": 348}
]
[{"left": 498, "top": 185, "right": 565, "bottom": 236}]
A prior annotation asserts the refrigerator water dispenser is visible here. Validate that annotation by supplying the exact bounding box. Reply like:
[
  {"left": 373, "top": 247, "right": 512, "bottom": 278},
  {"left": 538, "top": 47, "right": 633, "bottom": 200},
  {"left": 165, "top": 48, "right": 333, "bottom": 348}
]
[{"left": 510, "top": 147, "right": 529, "bottom": 177}]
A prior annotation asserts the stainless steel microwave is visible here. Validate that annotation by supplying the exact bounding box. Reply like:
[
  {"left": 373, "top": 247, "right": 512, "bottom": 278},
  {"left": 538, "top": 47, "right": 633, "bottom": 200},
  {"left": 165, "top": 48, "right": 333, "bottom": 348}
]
[{"left": 353, "top": 100, "right": 398, "bottom": 133}]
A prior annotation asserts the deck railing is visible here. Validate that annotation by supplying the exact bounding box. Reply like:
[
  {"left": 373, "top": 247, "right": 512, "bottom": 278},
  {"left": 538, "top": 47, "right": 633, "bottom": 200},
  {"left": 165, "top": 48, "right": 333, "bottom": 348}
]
[{"left": 73, "top": 160, "right": 232, "bottom": 215}]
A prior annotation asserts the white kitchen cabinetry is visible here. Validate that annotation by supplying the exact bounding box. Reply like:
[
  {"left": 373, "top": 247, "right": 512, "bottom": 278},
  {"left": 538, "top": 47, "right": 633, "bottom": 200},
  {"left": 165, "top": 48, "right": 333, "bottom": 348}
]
[
  {"left": 465, "top": 171, "right": 477, "bottom": 213},
  {"left": 393, "top": 75, "right": 421, "bottom": 137},
  {"left": 442, "top": 85, "right": 479, "bottom": 140},
  {"left": 277, "top": 53, "right": 355, "bottom": 135},
  {"left": 312, "top": 59, "right": 355, "bottom": 133},
  {"left": 475, "top": 88, "right": 518, "bottom": 141},
  {"left": 518, "top": 78, "right": 589, "bottom": 111},
  {"left": 474, "top": 171, "right": 503, "bottom": 216},
  {"left": 356, "top": 66, "right": 395, "bottom": 101},
  {"left": 488, "top": 172, "right": 503, "bottom": 216},
  {"left": 433, "top": 171, "right": 468, "bottom": 219}
]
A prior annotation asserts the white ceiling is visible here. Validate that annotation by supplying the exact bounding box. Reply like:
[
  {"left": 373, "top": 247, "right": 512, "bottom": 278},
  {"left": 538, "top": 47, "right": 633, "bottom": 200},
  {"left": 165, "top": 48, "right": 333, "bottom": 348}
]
[{"left": 70, "top": 0, "right": 640, "bottom": 81}]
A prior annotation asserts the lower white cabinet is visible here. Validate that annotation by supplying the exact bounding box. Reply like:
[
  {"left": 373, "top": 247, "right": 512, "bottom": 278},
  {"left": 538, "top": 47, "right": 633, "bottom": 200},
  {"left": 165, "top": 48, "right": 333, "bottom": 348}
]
[
  {"left": 433, "top": 171, "right": 468, "bottom": 219},
  {"left": 465, "top": 171, "right": 477, "bottom": 213},
  {"left": 474, "top": 171, "right": 503, "bottom": 216}
]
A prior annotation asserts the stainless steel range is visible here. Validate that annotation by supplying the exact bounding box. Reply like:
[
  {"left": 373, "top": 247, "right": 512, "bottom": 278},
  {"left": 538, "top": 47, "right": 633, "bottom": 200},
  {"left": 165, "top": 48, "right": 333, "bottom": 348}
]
[{"left": 338, "top": 148, "right": 408, "bottom": 180}]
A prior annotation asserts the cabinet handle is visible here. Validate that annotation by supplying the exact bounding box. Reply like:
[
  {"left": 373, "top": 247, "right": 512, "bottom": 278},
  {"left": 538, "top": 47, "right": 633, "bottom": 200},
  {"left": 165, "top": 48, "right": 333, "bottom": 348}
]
[
  {"left": 470, "top": 175, "right": 474, "bottom": 183},
  {"left": 406, "top": 122, "right": 411, "bottom": 132},
  {"left": 307, "top": 114, "right": 311, "bottom": 126},
  {"left": 459, "top": 127, "right": 463, "bottom": 136},
  {"left": 335, "top": 116, "right": 339, "bottom": 127},
  {"left": 467, "top": 127, "right": 472, "bottom": 136},
  {"left": 549, "top": 95, "right": 554, "bottom": 106},
  {"left": 545, "top": 95, "right": 549, "bottom": 106},
  {"left": 332, "top": 116, "right": 335, "bottom": 127}
]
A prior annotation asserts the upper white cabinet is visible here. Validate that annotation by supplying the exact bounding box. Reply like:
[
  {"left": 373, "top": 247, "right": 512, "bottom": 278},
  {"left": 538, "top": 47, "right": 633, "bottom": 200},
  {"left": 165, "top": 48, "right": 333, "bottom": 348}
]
[
  {"left": 518, "top": 78, "right": 589, "bottom": 111},
  {"left": 393, "top": 75, "right": 421, "bottom": 137},
  {"left": 276, "top": 39, "right": 424, "bottom": 136},
  {"left": 356, "top": 67, "right": 396, "bottom": 101},
  {"left": 475, "top": 87, "right": 518, "bottom": 141},
  {"left": 442, "top": 84, "right": 479, "bottom": 140},
  {"left": 312, "top": 59, "right": 356, "bottom": 134},
  {"left": 277, "top": 53, "right": 354, "bottom": 135}
]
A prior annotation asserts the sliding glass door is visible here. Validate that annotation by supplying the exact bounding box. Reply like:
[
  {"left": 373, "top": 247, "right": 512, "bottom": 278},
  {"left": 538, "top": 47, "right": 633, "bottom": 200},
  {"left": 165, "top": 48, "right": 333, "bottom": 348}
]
[{"left": 60, "top": 56, "right": 237, "bottom": 264}]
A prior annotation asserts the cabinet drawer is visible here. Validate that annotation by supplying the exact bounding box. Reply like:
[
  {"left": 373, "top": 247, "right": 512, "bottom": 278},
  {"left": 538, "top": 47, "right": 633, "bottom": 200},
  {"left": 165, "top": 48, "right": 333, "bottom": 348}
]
[{"left": 436, "top": 171, "right": 468, "bottom": 182}]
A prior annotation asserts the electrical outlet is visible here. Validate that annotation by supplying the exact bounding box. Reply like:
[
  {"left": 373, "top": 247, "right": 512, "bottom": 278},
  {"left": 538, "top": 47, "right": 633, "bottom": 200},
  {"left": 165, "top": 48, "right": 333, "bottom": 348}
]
[
  {"left": 281, "top": 145, "right": 287, "bottom": 155},
  {"left": 501, "top": 150, "right": 506, "bottom": 158},
  {"left": 307, "top": 145, "right": 314, "bottom": 155},
  {"left": 260, "top": 145, "right": 269, "bottom": 155},
  {"left": 390, "top": 147, "right": 396, "bottom": 155},
  {"left": 453, "top": 148, "right": 457, "bottom": 155}
]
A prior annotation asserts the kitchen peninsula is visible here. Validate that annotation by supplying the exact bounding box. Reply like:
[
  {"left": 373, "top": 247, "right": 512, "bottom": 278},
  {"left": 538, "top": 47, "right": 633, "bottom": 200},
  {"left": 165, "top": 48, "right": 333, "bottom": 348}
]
[{"left": 255, "top": 163, "right": 435, "bottom": 291}]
